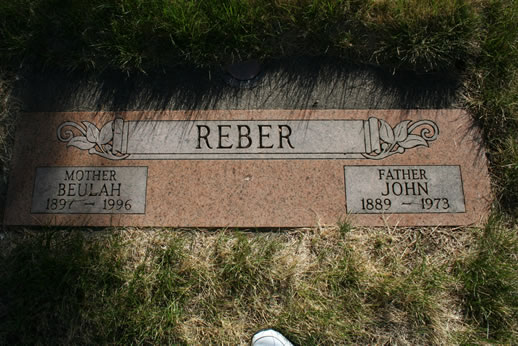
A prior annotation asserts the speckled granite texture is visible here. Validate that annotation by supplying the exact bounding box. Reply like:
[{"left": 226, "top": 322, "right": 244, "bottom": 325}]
[{"left": 4, "top": 109, "right": 490, "bottom": 227}]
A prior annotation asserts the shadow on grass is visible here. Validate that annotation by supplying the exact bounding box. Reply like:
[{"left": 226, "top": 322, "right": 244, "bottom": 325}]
[
  {"left": 1, "top": 225, "right": 517, "bottom": 344},
  {"left": 0, "top": 231, "right": 126, "bottom": 344},
  {"left": 0, "top": 230, "right": 216, "bottom": 344},
  {"left": 455, "top": 215, "right": 518, "bottom": 343}
]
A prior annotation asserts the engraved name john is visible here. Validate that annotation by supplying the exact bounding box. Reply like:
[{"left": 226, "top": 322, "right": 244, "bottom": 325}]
[
  {"left": 344, "top": 166, "right": 466, "bottom": 214},
  {"left": 57, "top": 118, "right": 439, "bottom": 160}
]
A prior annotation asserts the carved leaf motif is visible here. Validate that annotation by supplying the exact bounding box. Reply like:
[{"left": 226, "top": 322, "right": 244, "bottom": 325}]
[
  {"left": 379, "top": 119, "right": 395, "bottom": 144},
  {"left": 83, "top": 121, "right": 100, "bottom": 143},
  {"left": 67, "top": 136, "right": 96, "bottom": 150},
  {"left": 99, "top": 121, "right": 113, "bottom": 145},
  {"left": 393, "top": 120, "right": 410, "bottom": 142},
  {"left": 399, "top": 134, "right": 428, "bottom": 149}
]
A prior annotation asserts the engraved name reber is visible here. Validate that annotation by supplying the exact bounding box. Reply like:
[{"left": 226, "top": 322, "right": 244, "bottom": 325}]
[{"left": 57, "top": 117, "right": 439, "bottom": 160}]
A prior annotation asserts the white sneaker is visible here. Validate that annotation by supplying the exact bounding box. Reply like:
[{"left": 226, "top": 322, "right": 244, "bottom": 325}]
[{"left": 251, "top": 329, "right": 294, "bottom": 346}]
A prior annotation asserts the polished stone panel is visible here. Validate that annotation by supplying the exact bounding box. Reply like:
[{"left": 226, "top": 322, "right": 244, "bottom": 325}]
[
  {"left": 4, "top": 109, "right": 491, "bottom": 227},
  {"left": 31, "top": 166, "right": 147, "bottom": 214},
  {"left": 344, "top": 165, "right": 465, "bottom": 214}
]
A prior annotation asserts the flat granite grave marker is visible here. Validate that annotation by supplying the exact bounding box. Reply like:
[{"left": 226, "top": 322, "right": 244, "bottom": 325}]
[{"left": 4, "top": 109, "right": 491, "bottom": 227}]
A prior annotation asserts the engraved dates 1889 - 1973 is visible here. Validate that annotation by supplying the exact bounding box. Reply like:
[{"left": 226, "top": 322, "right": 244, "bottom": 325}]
[{"left": 344, "top": 166, "right": 465, "bottom": 214}]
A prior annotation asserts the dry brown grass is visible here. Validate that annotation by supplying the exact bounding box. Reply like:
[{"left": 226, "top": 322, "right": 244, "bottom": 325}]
[
  {"left": 1, "top": 225, "right": 483, "bottom": 344},
  {"left": 1, "top": 2, "right": 518, "bottom": 339},
  {"left": 30, "top": 225, "right": 476, "bottom": 344}
]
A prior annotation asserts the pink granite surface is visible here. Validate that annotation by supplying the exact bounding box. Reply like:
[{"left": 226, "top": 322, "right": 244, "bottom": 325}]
[{"left": 4, "top": 109, "right": 491, "bottom": 227}]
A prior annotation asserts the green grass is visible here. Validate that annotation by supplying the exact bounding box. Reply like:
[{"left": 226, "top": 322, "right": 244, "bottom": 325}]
[
  {"left": 0, "top": 231, "right": 126, "bottom": 344},
  {"left": 0, "top": 228, "right": 470, "bottom": 344},
  {"left": 463, "top": 0, "right": 518, "bottom": 214},
  {"left": 456, "top": 216, "right": 518, "bottom": 342},
  {"left": 0, "top": 0, "right": 480, "bottom": 72},
  {"left": 1, "top": 0, "right": 518, "bottom": 344},
  {"left": 4, "top": 227, "right": 502, "bottom": 344}
]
